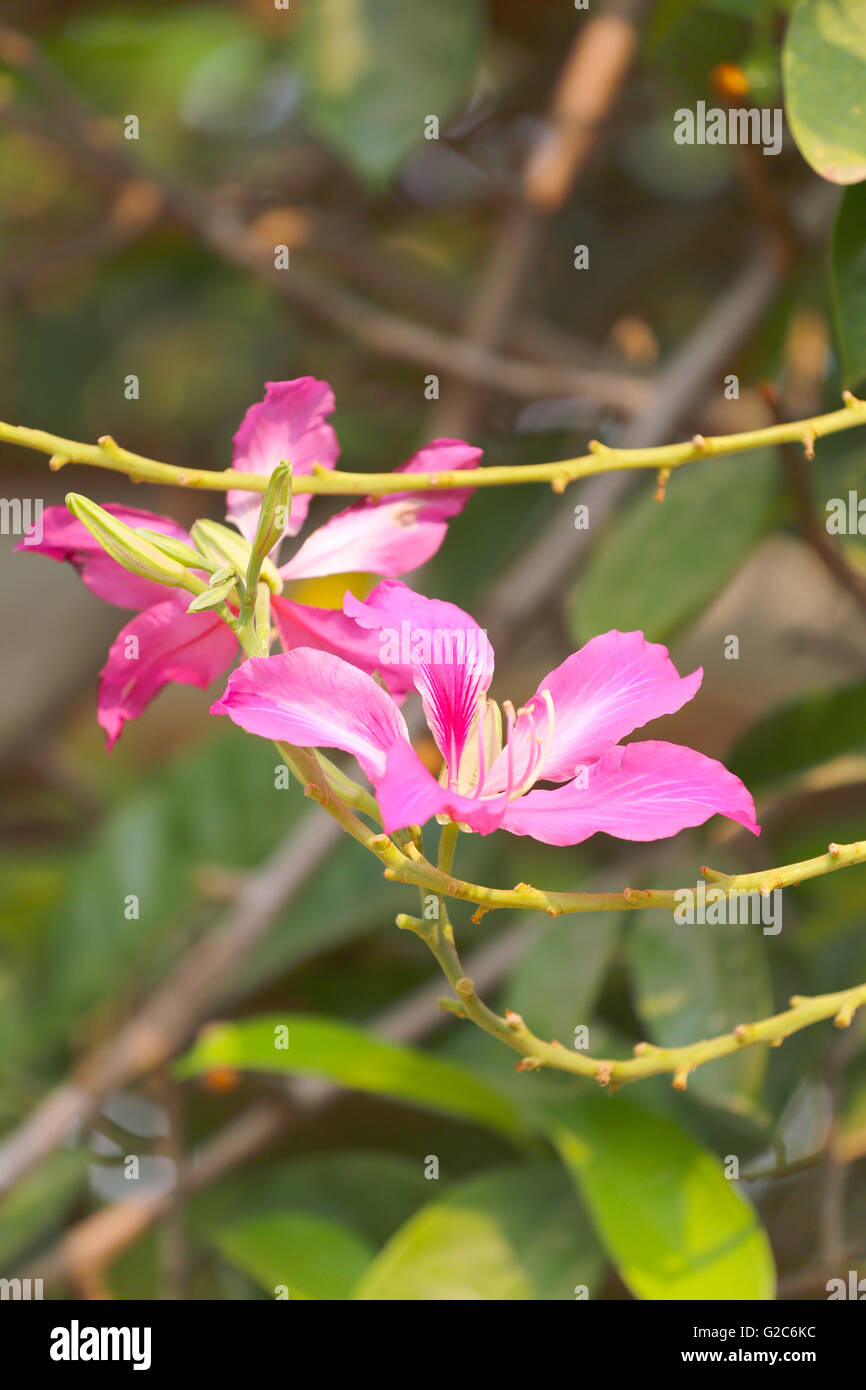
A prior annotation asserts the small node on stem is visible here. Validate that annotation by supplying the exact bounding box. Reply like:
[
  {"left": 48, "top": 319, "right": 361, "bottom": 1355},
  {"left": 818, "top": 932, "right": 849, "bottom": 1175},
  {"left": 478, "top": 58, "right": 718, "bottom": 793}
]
[
  {"left": 49, "top": 453, "right": 70, "bottom": 471},
  {"left": 834, "top": 1002, "right": 857, "bottom": 1029},
  {"left": 701, "top": 864, "right": 729, "bottom": 883},
  {"left": 828, "top": 843, "right": 841, "bottom": 859},
  {"left": 516, "top": 1056, "right": 542, "bottom": 1073},
  {"left": 513, "top": 881, "right": 536, "bottom": 896},
  {"left": 551, "top": 473, "right": 569, "bottom": 495},
  {"left": 470, "top": 905, "right": 490, "bottom": 924},
  {"left": 769, "top": 1037, "right": 784, "bottom": 1047},
  {"left": 802, "top": 429, "right": 816, "bottom": 461},
  {"left": 504, "top": 1010, "right": 524, "bottom": 1031},
  {"left": 789, "top": 995, "right": 807, "bottom": 1006},
  {"left": 692, "top": 433, "right": 709, "bottom": 453},
  {"left": 672, "top": 1067, "right": 690, "bottom": 1091},
  {"left": 733, "top": 1024, "right": 749, "bottom": 1042},
  {"left": 842, "top": 390, "right": 861, "bottom": 409},
  {"left": 595, "top": 1063, "right": 613, "bottom": 1087},
  {"left": 633, "top": 1041, "right": 649, "bottom": 1056},
  {"left": 623, "top": 887, "right": 651, "bottom": 906},
  {"left": 654, "top": 467, "right": 671, "bottom": 503},
  {"left": 97, "top": 434, "right": 121, "bottom": 456},
  {"left": 439, "top": 996, "right": 467, "bottom": 1019},
  {"left": 455, "top": 976, "right": 475, "bottom": 1000}
]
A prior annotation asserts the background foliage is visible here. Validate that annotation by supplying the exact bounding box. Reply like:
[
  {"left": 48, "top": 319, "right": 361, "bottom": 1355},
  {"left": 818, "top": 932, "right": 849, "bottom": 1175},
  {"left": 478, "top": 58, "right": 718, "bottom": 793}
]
[{"left": 1, "top": 0, "right": 865, "bottom": 1300}]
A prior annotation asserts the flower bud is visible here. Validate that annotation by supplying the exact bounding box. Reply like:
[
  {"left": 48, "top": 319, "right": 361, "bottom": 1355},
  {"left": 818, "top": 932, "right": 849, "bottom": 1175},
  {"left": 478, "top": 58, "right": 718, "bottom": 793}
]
[
  {"left": 191, "top": 519, "right": 282, "bottom": 593},
  {"left": 251, "top": 462, "right": 292, "bottom": 567},
  {"left": 66, "top": 494, "right": 190, "bottom": 588},
  {"left": 136, "top": 528, "right": 219, "bottom": 573}
]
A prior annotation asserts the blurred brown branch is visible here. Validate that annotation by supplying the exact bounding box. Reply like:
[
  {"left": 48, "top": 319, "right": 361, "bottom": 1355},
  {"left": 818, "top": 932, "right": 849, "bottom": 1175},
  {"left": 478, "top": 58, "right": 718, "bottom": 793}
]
[
  {"left": 0, "top": 21, "right": 649, "bottom": 417},
  {"left": 433, "top": 0, "right": 652, "bottom": 437}
]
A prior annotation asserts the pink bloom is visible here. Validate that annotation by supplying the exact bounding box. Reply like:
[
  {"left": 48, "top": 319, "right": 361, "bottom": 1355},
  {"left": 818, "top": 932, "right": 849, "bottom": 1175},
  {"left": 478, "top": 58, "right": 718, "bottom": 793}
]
[
  {"left": 228, "top": 378, "right": 339, "bottom": 543},
  {"left": 19, "top": 504, "right": 238, "bottom": 749},
  {"left": 212, "top": 581, "right": 759, "bottom": 846},
  {"left": 19, "top": 382, "right": 478, "bottom": 746}
]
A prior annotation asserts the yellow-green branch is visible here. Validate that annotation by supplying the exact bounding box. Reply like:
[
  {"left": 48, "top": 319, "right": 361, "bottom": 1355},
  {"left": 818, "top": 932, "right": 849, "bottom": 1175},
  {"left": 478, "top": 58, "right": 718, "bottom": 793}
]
[
  {"left": 280, "top": 748, "right": 866, "bottom": 1088},
  {"left": 402, "top": 907, "right": 866, "bottom": 1091},
  {"left": 2, "top": 395, "right": 865, "bottom": 497}
]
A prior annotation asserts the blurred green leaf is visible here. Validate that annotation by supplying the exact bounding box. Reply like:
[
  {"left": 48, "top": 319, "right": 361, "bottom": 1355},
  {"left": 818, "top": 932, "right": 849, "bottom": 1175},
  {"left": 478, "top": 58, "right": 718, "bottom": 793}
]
[
  {"left": 729, "top": 679, "right": 866, "bottom": 787},
  {"left": 545, "top": 1092, "right": 776, "bottom": 1299},
  {"left": 211, "top": 1212, "right": 374, "bottom": 1300},
  {"left": 569, "top": 451, "right": 777, "bottom": 643},
  {"left": 39, "top": 729, "right": 393, "bottom": 1034},
  {"left": 176, "top": 1014, "right": 526, "bottom": 1142},
  {"left": 627, "top": 911, "right": 773, "bottom": 1115},
  {"left": 50, "top": 9, "right": 264, "bottom": 154},
  {"left": 353, "top": 1162, "right": 605, "bottom": 1300},
  {"left": 830, "top": 184, "right": 866, "bottom": 388},
  {"left": 0, "top": 1150, "right": 87, "bottom": 1270},
  {"left": 504, "top": 914, "right": 623, "bottom": 1045},
  {"left": 295, "top": 0, "right": 484, "bottom": 184},
  {"left": 194, "top": 1152, "right": 430, "bottom": 1248},
  {"left": 783, "top": 0, "right": 866, "bottom": 185}
]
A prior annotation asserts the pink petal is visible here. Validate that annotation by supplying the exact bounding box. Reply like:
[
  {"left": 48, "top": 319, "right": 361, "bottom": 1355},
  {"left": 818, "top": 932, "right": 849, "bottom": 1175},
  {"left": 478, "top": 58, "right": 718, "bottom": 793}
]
[
  {"left": 513, "top": 630, "right": 704, "bottom": 783},
  {"left": 271, "top": 595, "right": 414, "bottom": 697},
  {"left": 18, "top": 504, "right": 190, "bottom": 611},
  {"left": 501, "top": 741, "right": 760, "bottom": 846},
  {"left": 211, "top": 648, "right": 409, "bottom": 782},
  {"left": 98, "top": 596, "right": 238, "bottom": 749},
  {"left": 375, "top": 739, "right": 508, "bottom": 837},
  {"left": 279, "top": 438, "right": 479, "bottom": 581},
  {"left": 228, "top": 378, "right": 339, "bottom": 542},
  {"left": 344, "top": 580, "right": 494, "bottom": 778}
]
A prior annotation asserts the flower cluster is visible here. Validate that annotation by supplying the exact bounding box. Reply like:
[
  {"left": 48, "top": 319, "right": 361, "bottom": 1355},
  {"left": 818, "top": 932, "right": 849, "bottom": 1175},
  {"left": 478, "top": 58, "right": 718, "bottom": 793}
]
[{"left": 21, "top": 377, "right": 758, "bottom": 847}]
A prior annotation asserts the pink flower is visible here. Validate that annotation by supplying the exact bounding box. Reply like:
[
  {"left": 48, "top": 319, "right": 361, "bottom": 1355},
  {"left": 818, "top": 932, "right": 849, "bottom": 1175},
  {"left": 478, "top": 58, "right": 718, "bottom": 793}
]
[
  {"left": 212, "top": 581, "right": 760, "bottom": 846},
  {"left": 19, "top": 379, "right": 478, "bottom": 746}
]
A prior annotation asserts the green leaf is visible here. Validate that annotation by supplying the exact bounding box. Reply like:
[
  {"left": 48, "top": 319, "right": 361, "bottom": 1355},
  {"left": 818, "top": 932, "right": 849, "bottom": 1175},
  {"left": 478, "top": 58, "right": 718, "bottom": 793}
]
[
  {"left": 194, "top": 1152, "right": 430, "bottom": 1249},
  {"left": 729, "top": 679, "right": 866, "bottom": 788},
  {"left": 211, "top": 1212, "right": 374, "bottom": 1300},
  {"left": 353, "top": 1162, "right": 605, "bottom": 1300},
  {"left": 295, "top": 0, "right": 484, "bottom": 184},
  {"left": 627, "top": 910, "right": 773, "bottom": 1115},
  {"left": 544, "top": 1093, "right": 776, "bottom": 1300},
  {"left": 176, "top": 1014, "right": 526, "bottom": 1142},
  {"left": 830, "top": 184, "right": 866, "bottom": 388},
  {"left": 783, "top": 0, "right": 866, "bottom": 185},
  {"left": 0, "top": 1150, "right": 88, "bottom": 1269},
  {"left": 50, "top": 9, "right": 266, "bottom": 147},
  {"left": 38, "top": 729, "right": 394, "bottom": 1036},
  {"left": 569, "top": 451, "right": 777, "bottom": 643},
  {"left": 505, "top": 914, "right": 622, "bottom": 1046}
]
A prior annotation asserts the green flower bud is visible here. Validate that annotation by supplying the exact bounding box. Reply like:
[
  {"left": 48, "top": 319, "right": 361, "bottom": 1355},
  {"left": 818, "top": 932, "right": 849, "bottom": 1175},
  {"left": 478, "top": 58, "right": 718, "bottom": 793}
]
[
  {"left": 136, "top": 528, "right": 219, "bottom": 574},
  {"left": 187, "top": 574, "right": 238, "bottom": 613},
  {"left": 66, "top": 494, "right": 189, "bottom": 588},
  {"left": 250, "top": 462, "right": 292, "bottom": 568},
  {"left": 191, "top": 520, "right": 282, "bottom": 594}
]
